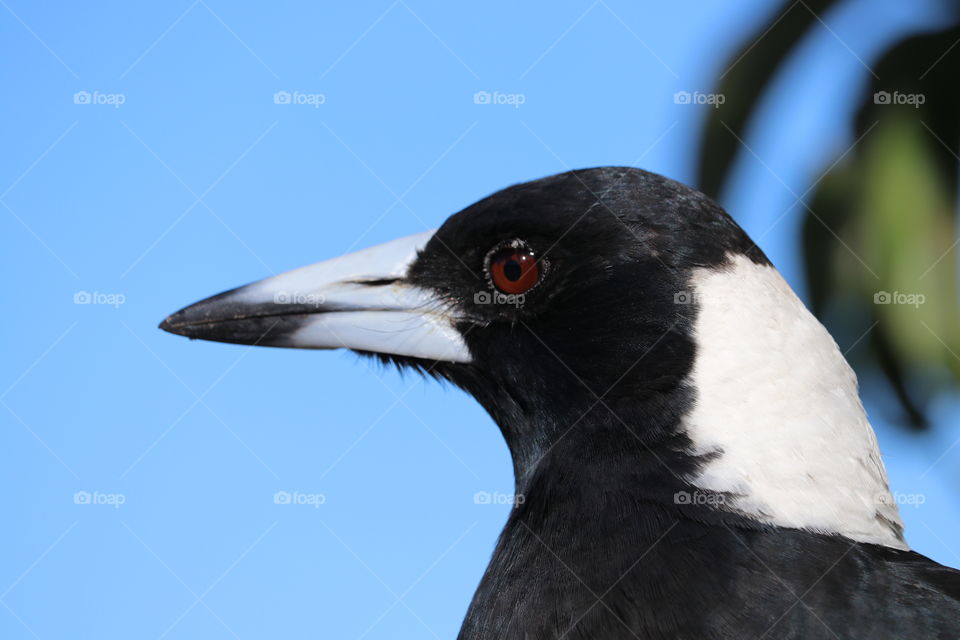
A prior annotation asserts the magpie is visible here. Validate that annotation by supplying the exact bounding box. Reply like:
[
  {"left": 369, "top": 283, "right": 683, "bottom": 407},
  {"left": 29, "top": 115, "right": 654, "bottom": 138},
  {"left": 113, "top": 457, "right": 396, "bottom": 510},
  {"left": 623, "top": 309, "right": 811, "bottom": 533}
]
[{"left": 161, "top": 167, "right": 960, "bottom": 639}]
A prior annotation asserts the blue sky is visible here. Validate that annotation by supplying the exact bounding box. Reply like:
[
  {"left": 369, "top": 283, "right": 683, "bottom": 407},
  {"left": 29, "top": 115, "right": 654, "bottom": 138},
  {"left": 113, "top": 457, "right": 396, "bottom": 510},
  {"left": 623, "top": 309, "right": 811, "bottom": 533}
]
[{"left": 2, "top": 1, "right": 958, "bottom": 638}]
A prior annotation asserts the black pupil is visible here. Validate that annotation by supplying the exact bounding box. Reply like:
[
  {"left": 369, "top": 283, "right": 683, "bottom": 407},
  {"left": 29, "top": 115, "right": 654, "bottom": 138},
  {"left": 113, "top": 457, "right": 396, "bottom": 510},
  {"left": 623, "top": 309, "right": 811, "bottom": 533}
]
[{"left": 503, "top": 259, "right": 522, "bottom": 281}]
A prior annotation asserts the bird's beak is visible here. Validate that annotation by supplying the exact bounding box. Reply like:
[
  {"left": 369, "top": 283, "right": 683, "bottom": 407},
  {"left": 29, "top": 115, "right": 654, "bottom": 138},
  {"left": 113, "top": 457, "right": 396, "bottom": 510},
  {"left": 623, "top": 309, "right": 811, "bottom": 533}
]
[{"left": 159, "top": 230, "right": 471, "bottom": 363}]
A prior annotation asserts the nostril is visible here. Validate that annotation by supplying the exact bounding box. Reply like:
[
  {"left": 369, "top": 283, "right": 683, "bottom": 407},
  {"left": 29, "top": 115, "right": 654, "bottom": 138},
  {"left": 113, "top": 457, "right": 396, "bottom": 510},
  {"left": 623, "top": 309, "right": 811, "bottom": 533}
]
[{"left": 348, "top": 277, "right": 402, "bottom": 287}]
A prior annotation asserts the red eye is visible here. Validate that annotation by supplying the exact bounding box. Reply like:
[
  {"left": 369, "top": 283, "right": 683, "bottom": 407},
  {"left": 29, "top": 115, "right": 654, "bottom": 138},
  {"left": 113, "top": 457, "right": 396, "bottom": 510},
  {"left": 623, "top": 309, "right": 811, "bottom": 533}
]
[{"left": 488, "top": 248, "right": 540, "bottom": 294}]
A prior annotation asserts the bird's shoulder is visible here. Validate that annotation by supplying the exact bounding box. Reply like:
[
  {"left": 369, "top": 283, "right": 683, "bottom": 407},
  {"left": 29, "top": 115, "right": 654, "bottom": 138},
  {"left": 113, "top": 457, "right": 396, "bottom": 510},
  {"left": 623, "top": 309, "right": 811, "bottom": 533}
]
[
  {"left": 712, "top": 527, "right": 960, "bottom": 639},
  {"left": 459, "top": 510, "right": 960, "bottom": 640}
]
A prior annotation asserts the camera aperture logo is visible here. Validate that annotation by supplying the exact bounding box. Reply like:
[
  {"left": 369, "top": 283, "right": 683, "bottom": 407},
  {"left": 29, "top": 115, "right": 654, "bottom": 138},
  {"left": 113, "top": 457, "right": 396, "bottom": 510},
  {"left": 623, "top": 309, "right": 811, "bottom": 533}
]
[
  {"left": 73, "top": 91, "right": 126, "bottom": 108},
  {"left": 273, "top": 490, "right": 326, "bottom": 508},
  {"left": 74, "top": 291, "right": 126, "bottom": 308},
  {"left": 74, "top": 490, "right": 126, "bottom": 508},
  {"left": 473, "top": 90, "right": 526, "bottom": 108},
  {"left": 273, "top": 90, "right": 326, "bottom": 108}
]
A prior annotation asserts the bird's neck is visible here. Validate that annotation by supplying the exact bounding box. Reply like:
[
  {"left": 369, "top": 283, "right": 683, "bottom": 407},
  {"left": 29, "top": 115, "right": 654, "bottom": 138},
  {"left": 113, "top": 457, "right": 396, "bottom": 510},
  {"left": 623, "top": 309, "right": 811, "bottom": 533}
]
[
  {"left": 457, "top": 421, "right": 749, "bottom": 640},
  {"left": 492, "top": 382, "right": 697, "bottom": 497}
]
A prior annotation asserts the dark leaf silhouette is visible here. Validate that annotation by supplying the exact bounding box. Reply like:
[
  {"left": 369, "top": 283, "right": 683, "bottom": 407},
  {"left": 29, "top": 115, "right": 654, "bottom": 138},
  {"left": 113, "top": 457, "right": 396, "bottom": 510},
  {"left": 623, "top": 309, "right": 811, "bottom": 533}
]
[
  {"left": 699, "top": 3, "right": 960, "bottom": 429},
  {"left": 697, "top": 0, "right": 841, "bottom": 200}
]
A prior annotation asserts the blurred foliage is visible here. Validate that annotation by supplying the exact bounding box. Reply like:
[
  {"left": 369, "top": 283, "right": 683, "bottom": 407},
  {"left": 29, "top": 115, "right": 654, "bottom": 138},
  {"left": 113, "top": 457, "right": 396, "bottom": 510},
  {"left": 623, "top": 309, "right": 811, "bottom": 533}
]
[{"left": 698, "top": 2, "right": 960, "bottom": 429}]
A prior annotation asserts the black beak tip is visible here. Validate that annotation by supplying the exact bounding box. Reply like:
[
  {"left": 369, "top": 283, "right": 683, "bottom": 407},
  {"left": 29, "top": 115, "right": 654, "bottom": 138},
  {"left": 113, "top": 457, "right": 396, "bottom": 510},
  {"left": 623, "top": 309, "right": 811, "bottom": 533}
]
[
  {"left": 159, "top": 286, "right": 255, "bottom": 338},
  {"left": 158, "top": 312, "right": 186, "bottom": 336},
  {"left": 156, "top": 298, "right": 292, "bottom": 347}
]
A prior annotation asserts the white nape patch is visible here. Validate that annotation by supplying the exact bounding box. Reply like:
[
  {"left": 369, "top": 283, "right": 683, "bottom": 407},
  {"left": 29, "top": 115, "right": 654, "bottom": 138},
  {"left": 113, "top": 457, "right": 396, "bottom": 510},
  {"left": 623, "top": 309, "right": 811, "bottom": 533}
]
[{"left": 683, "top": 254, "right": 907, "bottom": 549}]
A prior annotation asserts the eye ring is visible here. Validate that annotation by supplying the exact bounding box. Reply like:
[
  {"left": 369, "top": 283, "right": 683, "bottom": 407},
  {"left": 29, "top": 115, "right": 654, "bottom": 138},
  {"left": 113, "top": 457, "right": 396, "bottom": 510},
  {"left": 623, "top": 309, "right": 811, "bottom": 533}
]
[{"left": 483, "top": 241, "right": 544, "bottom": 295}]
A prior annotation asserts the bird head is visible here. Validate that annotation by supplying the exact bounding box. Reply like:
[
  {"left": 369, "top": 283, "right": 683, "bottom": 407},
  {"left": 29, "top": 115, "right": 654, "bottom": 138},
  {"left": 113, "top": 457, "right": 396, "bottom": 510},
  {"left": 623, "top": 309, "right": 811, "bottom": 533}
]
[{"left": 160, "top": 167, "right": 906, "bottom": 549}]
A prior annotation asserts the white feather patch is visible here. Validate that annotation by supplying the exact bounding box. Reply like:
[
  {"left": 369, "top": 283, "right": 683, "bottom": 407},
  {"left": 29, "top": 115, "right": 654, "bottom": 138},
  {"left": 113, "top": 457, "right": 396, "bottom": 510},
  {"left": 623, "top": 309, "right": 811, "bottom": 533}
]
[{"left": 683, "top": 254, "right": 907, "bottom": 549}]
